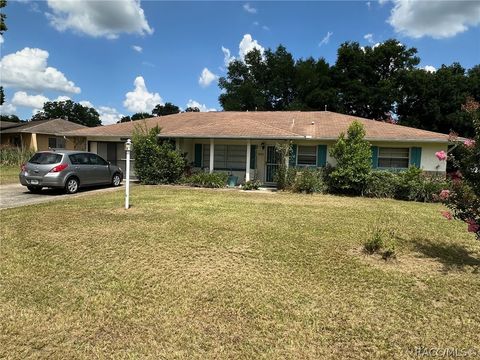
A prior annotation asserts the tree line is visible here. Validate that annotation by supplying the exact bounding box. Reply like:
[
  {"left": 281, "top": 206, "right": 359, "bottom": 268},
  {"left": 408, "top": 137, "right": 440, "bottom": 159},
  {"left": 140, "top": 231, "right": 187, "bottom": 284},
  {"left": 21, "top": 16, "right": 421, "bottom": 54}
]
[{"left": 219, "top": 40, "right": 479, "bottom": 137}]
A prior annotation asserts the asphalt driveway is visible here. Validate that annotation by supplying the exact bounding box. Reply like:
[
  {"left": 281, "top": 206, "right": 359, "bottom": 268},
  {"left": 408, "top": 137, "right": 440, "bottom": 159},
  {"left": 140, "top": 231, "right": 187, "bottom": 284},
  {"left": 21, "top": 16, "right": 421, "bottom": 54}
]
[{"left": 0, "top": 183, "right": 126, "bottom": 210}]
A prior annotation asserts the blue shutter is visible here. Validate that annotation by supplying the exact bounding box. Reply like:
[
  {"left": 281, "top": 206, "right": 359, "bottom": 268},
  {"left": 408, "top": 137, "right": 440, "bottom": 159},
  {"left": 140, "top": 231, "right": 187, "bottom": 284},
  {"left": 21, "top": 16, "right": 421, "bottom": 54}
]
[
  {"left": 250, "top": 145, "right": 257, "bottom": 169},
  {"left": 289, "top": 144, "right": 297, "bottom": 167},
  {"left": 371, "top": 146, "right": 379, "bottom": 168},
  {"left": 317, "top": 145, "right": 327, "bottom": 167},
  {"left": 410, "top": 147, "right": 422, "bottom": 168},
  {"left": 194, "top": 144, "right": 202, "bottom": 167}
]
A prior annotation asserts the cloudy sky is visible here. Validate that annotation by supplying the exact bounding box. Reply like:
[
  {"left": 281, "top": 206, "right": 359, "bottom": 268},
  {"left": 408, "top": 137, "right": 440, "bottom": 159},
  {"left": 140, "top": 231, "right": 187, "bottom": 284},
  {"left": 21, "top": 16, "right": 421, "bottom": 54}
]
[{"left": 1, "top": 0, "right": 479, "bottom": 124}]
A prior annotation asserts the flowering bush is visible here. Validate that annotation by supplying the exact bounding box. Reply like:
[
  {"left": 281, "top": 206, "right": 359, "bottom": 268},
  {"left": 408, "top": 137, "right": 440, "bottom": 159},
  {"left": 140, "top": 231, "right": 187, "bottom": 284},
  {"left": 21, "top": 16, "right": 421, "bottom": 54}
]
[{"left": 439, "top": 98, "right": 480, "bottom": 240}]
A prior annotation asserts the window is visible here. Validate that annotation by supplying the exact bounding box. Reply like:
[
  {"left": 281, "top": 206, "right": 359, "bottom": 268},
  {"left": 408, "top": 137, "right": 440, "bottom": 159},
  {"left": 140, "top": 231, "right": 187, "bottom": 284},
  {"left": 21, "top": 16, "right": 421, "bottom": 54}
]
[
  {"left": 202, "top": 145, "right": 247, "bottom": 170},
  {"left": 48, "top": 137, "right": 66, "bottom": 149},
  {"left": 69, "top": 153, "right": 89, "bottom": 165},
  {"left": 29, "top": 152, "right": 62, "bottom": 164},
  {"left": 297, "top": 146, "right": 317, "bottom": 166},
  {"left": 88, "top": 154, "right": 109, "bottom": 166},
  {"left": 378, "top": 147, "right": 409, "bottom": 168}
]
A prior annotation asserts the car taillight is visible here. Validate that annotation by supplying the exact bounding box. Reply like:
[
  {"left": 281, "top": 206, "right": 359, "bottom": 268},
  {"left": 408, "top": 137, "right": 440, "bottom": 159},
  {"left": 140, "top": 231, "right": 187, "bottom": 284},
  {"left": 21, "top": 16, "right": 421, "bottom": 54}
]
[
  {"left": 50, "top": 163, "right": 68, "bottom": 173},
  {"left": 21, "top": 163, "right": 26, "bottom": 172}
]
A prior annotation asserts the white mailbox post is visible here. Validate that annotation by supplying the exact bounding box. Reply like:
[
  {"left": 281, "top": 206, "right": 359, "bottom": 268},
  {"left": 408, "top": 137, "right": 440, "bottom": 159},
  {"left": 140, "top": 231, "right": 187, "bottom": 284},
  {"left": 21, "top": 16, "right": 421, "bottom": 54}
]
[{"left": 125, "top": 139, "right": 132, "bottom": 209}]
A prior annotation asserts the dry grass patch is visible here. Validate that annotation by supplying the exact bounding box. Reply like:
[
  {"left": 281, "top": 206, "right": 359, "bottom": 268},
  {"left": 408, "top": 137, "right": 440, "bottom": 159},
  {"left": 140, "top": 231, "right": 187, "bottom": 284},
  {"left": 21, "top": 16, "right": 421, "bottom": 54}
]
[{"left": 1, "top": 186, "right": 479, "bottom": 359}]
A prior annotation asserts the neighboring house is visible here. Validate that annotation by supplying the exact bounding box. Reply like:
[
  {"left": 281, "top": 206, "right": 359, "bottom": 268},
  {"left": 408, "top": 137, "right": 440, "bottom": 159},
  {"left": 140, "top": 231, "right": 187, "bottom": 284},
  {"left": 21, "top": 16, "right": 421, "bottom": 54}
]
[
  {"left": 65, "top": 111, "right": 451, "bottom": 184},
  {"left": 0, "top": 118, "right": 87, "bottom": 151}
]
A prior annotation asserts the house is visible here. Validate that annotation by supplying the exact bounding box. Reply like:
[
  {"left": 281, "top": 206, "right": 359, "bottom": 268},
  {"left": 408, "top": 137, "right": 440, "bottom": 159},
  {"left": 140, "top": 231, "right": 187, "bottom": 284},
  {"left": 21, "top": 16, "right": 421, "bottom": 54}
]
[
  {"left": 0, "top": 118, "right": 87, "bottom": 151},
  {"left": 65, "top": 111, "right": 450, "bottom": 184}
]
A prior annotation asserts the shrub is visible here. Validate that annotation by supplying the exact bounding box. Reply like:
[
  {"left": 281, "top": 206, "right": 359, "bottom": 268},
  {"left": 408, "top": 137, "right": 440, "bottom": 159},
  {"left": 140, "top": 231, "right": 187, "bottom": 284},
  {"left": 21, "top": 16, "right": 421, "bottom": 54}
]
[
  {"left": 329, "top": 121, "right": 372, "bottom": 194},
  {"left": 364, "top": 226, "right": 398, "bottom": 260},
  {"left": 0, "top": 146, "right": 35, "bottom": 166},
  {"left": 242, "top": 179, "right": 261, "bottom": 190},
  {"left": 293, "top": 168, "right": 325, "bottom": 194},
  {"left": 394, "top": 166, "right": 425, "bottom": 201},
  {"left": 364, "top": 171, "right": 398, "bottom": 198},
  {"left": 382, "top": 243, "right": 397, "bottom": 261},
  {"left": 186, "top": 172, "right": 228, "bottom": 188},
  {"left": 132, "top": 125, "right": 187, "bottom": 184}
]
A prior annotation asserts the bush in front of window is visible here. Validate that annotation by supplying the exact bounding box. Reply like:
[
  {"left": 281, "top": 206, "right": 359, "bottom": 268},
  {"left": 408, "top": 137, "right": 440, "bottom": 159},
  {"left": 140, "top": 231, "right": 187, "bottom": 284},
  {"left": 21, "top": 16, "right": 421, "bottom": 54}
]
[
  {"left": 293, "top": 168, "right": 325, "bottom": 194},
  {"left": 0, "top": 145, "right": 36, "bottom": 166},
  {"left": 329, "top": 121, "right": 372, "bottom": 195},
  {"left": 132, "top": 125, "right": 187, "bottom": 185},
  {"left": 242, "top": 179, "right": 262, "bottom": 190},
  {"left": 363, "top": 171, "right": 399, "bottom": 199},
  {"left": 185, "top": 172, "right": 229, "bottom": 188}
]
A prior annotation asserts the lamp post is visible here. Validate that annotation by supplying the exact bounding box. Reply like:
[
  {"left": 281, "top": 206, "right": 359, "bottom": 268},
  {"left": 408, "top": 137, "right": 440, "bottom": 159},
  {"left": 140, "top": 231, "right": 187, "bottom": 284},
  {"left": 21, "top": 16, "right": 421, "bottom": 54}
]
[{"left": 125, "top": 139, "right": 132, "bottom": 209}]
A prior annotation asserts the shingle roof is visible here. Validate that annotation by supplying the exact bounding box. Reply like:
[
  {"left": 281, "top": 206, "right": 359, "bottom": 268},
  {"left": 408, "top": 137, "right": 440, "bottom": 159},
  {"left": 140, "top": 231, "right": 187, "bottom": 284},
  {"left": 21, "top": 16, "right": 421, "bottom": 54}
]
[
  {"left": 0, "top": 121, "right": 24, "bottom": 130},
  {"left": 65, "top": 111, "right": 451, "bottom": 143},
  {"left": 1, "top": 118, "right": 87, "bottom": 135}
]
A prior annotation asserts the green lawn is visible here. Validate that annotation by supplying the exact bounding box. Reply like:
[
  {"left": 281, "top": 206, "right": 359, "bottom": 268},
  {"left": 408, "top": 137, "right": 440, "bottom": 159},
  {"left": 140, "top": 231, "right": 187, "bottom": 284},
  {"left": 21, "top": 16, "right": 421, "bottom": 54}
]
[
  {"left": 1, "top": 187, "right": 479, "bottom": 359},
  {"left": 0, "top": 165, "right": 20, "bottom": 185}
]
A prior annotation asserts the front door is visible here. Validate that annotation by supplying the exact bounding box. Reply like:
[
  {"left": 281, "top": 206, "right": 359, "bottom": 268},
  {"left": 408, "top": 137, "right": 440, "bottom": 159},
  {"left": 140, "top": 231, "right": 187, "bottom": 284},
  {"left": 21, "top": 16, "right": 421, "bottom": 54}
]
[{"left": 265, "top": 146, "right": 280, "bottom": 183}]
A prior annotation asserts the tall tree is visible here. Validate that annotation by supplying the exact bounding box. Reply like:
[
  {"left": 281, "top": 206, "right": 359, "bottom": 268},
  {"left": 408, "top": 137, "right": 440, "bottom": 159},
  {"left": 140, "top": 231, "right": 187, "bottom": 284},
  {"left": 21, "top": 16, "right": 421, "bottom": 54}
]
[
  {"left": 32, "top": 100, "right": 101, "bottom": 127},
  {"left": 152, "top": 102, "right": 180, "bottom": 116},
  {"left": 185, "top": 107, "right": 200, "bottom": 112},
  {"left": 0, "top": 114, "right": 21, "bottom": 123},
  {"left": 118, "top": 112, "right": 153, "bottom": 123}
]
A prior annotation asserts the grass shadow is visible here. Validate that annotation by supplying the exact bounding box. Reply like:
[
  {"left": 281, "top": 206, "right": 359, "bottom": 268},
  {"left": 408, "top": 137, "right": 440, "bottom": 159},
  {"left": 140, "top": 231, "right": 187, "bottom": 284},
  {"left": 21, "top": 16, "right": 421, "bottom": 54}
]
[{"left": 411, "top": 238, "right": 480, "bottom": 272}]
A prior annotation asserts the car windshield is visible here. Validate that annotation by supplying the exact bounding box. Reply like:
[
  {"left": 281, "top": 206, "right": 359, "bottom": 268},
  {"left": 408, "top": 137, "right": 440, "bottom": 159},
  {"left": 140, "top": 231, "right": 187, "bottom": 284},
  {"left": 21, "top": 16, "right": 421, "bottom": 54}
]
[{"left": 29, "top": 152, "right": 63, "bottom": 164}]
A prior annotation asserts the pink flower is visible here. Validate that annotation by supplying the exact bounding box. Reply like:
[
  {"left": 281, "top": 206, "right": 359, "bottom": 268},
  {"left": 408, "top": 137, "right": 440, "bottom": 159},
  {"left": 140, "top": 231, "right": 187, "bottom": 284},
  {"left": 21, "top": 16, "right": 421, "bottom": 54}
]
[
  {"left": 467, "top": 219, "right": 480, "bottom": 233},
  {"left": 435, "top": 150, "right": 447, "bottom": 161},
  {"left": 439, "top": 189, "right": 450, "bottom": 200},
  {"left": 441, "top": 211, "right": 452, "bottom": 220},
  {"left": 464, "top": 139, "right": 476, "bottom": 148}
]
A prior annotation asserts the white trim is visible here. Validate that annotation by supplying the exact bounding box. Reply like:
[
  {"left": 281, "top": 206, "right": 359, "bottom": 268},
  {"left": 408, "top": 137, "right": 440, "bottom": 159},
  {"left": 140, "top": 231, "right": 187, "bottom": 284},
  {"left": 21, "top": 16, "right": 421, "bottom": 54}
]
[{"left": 245, "top": 139, "right": 251, "bottom": 182}]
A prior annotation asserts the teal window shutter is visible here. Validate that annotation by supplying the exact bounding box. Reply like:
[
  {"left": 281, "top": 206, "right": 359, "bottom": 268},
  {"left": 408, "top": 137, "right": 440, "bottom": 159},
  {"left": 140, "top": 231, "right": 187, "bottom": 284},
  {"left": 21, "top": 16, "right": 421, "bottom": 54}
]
[
  {"left": 250, "top": 145, "right": 257, "bottom": 169},
  {"left": 289, "top": 144, "right": 297, "bottom": 167},
  {"left": 194, "top": 144, "right": 202, "bottom": 167},
  {"left": 410, "top": 147, "right": 422, "bottom": 168},
  {"left": 317, "top": 145, "right": 327, "bottom": 167},
  {"left": 371, "top": 146, "right": 379, "bottom": 168}
]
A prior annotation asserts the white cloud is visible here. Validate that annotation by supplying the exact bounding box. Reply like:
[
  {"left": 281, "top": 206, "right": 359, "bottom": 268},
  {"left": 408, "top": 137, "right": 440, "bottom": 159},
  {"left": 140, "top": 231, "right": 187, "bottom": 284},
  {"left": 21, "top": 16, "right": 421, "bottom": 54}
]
[
  {"left": 222, "top": 46, "right": 235, "bottom": 68},
  {"left": 198, "top": 68, "right": 218, "bottom": 88},
  {"left": 46, "top": 0, "right": 153, "bottom": 39},
  {"left": 243, "top": 3, "right": 257, "bottom": 14},
  {"left": 186, "top": 99, "right": 216, "bottom": 112},
  {"left": 12, "top": 91, "right": 49, "bottom": 109},
  {"left": 388, "top": 0, "right": 480, "bottom": 39},
  {"left": 366, "top": 1, "right": 371, "bottom": 9},
  {"left": 364, "top": 33, "right": 374, "bottom": 43},
  {"left": 0, "top": 34, "right": 3, "bottom": 44},
  {"left": 97, "top": 106, "right": 125, "bottom": 125},
  {"left": 79, "top": 100, "right": 94, "bottom": 108},
  {"left": 55, "top": 95, "right": 71, "bottom": 102},
  {"left": 0, "top": 103, "right": 17, "bottom": 115},
  {"left": 378, "top": 0, "right": 389, "bottom": 5},
  {"left": 132, "top": 45, "right": 143, "bottom": 53},
  {"left": 262, "top": 25, "right": 270, "bottom": 31},
  {"left": 319, "top": 31, "right": 333, "bottom": 47},
  {"left": 239, "top": 34, "right": 264, "bottom": 60},
  {"left": 123, "top": 76, "right": 162, "bottom": 113},
  {"left": 424, "top": 65, "right": 437, "bottom": 73},
  {"left": 0, "top": 47, "right": 80, "bottom": 94}
]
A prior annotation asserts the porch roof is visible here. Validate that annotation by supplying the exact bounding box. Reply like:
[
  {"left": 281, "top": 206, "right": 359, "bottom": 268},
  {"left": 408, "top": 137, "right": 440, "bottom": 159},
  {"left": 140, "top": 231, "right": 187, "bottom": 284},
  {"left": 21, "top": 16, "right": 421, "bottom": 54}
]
[{"left": 65, "top": 111, "right": 452, "bottom": 143}]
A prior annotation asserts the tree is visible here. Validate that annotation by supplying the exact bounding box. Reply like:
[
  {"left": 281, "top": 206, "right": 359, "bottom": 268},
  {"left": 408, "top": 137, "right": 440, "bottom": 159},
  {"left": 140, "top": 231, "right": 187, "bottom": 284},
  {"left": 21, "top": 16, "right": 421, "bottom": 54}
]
[
  {"left": 118, "top": 112, "right": 153, "bottom": 123},
  {"left": 151, "top": 102, "right": 180, "bottom": 116},
  {"left": 328, "top": 121, "right": 372, "bottom": 194},
  {"left": 0, "top": 114, "right": 21, "bottom": 122},
  {"left": 440, "top": 98, "right": 480, "bottom": 239},
  {"left": 132, "top": 124, "right": 186, "bottom": 184},
  {"left": 185, "top": 107, "right": 200, "bottom": 112},
  {"left": 32, "top": 100, "right": 101, "bottom": 127},
  {"left": 0, "top": 87, "right": 4, "bottom": 106}
]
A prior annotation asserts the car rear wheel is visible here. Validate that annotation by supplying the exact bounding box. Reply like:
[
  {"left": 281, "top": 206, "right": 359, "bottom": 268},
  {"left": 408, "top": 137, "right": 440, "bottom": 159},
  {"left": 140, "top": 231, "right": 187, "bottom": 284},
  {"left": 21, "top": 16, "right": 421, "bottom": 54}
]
[
  {"left": 112, "top": 173, "right": 122, "bottom": 187},
  {"left": 65, "top": 177, "right": 79, "bottom": 194},
  {"left": 27, "top": 186, "right": 42, "bottom": 193}
]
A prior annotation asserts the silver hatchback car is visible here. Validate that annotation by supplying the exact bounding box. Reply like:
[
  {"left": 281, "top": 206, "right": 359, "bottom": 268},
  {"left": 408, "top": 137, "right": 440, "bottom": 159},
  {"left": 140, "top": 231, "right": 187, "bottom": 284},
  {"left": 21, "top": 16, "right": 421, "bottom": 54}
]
[{"left": 19, "top": 150, "right": 123, "bottom": 194}]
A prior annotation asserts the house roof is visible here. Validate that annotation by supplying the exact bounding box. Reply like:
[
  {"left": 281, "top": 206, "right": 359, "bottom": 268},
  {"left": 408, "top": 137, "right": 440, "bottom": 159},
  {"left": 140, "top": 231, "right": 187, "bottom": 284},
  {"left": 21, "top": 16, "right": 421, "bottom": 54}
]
[
  {"left": 65, "top": 111, "right": 452, "bottom": 143},
  {"left": 1, "top": 118, "right": 87, "bottom": 135},
  {"left": 0, "top": 121, "right": 24, "bottom": 130}
]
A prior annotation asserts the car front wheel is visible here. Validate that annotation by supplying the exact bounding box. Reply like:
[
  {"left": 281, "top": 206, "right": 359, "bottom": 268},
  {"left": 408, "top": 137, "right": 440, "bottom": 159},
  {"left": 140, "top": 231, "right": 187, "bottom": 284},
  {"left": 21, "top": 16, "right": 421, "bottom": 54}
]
[
  {"left": 112, "top": 173, "right": 122, "bottom": 187},
  {"left": 65, "top": 177, "right": 79, "bottom": 194}
]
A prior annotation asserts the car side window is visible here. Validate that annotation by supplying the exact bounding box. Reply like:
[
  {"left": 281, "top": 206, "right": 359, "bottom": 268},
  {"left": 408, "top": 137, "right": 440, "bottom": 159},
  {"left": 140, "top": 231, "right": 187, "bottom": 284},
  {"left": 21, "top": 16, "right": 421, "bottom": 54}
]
[
  {"left": 69, "top": 154, "right": 79, "bottom": 165},
  {"left": 71, "top": 153, "right": 89, "bottom": 165},
  {"left": 88, "top": 154, "right": 108, "bottom": 166}
]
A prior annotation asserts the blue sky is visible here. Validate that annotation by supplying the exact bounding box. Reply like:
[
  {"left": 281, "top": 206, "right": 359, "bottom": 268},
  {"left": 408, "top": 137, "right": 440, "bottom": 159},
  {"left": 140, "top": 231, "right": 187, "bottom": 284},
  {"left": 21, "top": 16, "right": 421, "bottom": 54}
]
[{"left": 1, "top": 0, "right": 479, "bottom": 124}]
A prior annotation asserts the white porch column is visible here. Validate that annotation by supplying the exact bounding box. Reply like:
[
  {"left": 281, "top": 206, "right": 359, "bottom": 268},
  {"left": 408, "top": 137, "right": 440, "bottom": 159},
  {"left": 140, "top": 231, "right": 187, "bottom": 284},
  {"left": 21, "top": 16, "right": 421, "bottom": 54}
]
[
  {"left": 209, "top": 138, "right": 214, "bottom": 173},
  {"left": 245, "top": 139, "right": 251, "bottom": 182}
]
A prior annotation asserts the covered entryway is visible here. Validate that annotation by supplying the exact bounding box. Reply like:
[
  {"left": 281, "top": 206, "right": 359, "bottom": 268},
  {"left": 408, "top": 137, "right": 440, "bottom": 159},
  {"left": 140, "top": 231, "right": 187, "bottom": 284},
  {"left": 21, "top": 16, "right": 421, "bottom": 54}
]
[{"left": 265, "top": 146, "right": 280, "bottom": 183}]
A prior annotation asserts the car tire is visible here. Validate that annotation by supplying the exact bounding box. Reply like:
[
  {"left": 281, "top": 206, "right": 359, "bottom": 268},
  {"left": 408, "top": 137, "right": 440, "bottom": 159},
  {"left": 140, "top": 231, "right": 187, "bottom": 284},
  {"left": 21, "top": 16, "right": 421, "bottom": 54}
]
[
  {"left": 65, "top": 177, "right": 79, "bottom": 194},
  {"left": 27, "top": 186, "right": 42, "bottom": 193},
  {"left": 112, "top": 173, "right": 122, "bottom": 187}
]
